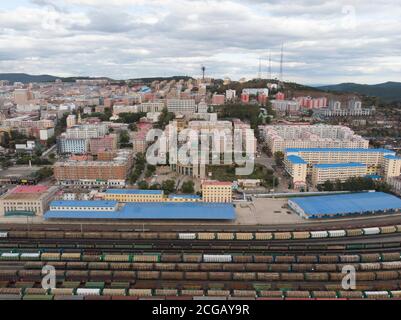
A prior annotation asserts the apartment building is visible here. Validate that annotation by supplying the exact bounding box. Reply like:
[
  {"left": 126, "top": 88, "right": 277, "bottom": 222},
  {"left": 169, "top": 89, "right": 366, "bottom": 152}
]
[
  {"left": 311, "top": 163, "right": 368, "bottom": 186},
  {"left": 260, "top": 124, "right": 369, "bottom": 154},
  {"left": 284, "top": 148, "right": 401, "bottom": 187},
  {"left": 54, "top": 150, "right": 133, "bottom": 187},
  {"left": 89, "top": 134, "right": 118, "bottom": 154},
  {"left": 167, "top": 99, "right": 196, "bottom": 115},
  {"left": 65, "top": 124, "right": 107, "bottom": 139},
  {"left": 57, "top": 136, "right": 88, "bottom": 154}
]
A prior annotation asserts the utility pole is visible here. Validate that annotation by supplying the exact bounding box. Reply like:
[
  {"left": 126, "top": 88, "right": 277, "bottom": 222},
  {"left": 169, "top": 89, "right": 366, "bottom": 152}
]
[{"left": 268, "top": 50, "right": 272, "bottom": 80}]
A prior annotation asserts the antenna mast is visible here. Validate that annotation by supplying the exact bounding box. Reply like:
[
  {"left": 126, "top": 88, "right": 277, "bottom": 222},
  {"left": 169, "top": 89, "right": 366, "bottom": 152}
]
[{"left": 279, "top": 44, "right": 284, "bottom": 83}]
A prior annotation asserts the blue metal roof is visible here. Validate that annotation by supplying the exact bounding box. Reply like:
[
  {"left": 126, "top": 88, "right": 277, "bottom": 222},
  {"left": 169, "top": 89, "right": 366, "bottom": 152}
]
[
  {"left": 50, "top": 200, "right": 118, "bottom": 208},
  {"left": 290, "top": 192, "right": 401, "bottom": 217},
  {"left": 44, "top": 202, "right": 235, "bottom": 220},
  {"left": 286, "top": 148, "right": 395, "bottom": 154},
  {"left": 384, "top": 155, "right": 401, "bottom": 160},
  {"left": 105, "top": 189, "right": 163, "bottom": 195},
  {"left": 168, "top": 194, "right": 201, "bottom": 199},
  {"left": 287, "top": 155, "right": 307, "bottom": 164},
  {"left": 314, "top": 162, "right": 366, "bottom": 169}
]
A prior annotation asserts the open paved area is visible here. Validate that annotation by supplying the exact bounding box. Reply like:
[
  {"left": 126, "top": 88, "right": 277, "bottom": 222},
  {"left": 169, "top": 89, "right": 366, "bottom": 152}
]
[{"left": 235, "top": 198, "right": 305, "bottom": 225}]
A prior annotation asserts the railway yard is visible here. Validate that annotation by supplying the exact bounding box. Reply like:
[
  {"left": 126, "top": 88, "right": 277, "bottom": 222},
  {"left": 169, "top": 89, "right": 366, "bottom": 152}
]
[{"left": 2, "top": 217, "right": 401, "bottom": 300}]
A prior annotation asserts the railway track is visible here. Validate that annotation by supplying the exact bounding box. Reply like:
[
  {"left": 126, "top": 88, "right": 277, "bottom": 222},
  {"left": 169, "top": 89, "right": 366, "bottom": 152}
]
[{"left": 3, "top": 212, "right": 401, "bottom": 232}]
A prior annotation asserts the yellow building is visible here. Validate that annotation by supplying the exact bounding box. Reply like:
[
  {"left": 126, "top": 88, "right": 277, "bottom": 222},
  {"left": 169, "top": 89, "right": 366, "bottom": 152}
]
[
  {"left": 384, "top": 155, "right": 401, "bottom": 178},
  {"left": 285, "top": 148, "right": 401, "bottom": 187},
  {"left": 102, "top": 190, "right": 164, "bottom": 202},
  {"left": 311, "top": 163, "right": 368, "bottom": 186},
  {"left": 202, "top": 181, "right": 233, "bottom": 203}
]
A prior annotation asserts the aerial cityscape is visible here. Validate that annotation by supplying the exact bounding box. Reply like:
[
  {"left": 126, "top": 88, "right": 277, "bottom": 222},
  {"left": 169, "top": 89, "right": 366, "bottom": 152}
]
[{"left": 1, "top": 0, "right": 401, "bottom": 310}]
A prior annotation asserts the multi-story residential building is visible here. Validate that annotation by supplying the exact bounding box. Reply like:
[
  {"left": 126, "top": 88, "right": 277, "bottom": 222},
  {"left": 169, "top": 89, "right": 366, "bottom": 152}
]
[
  {"left": 54, "top": 150, "right": 133, "bottom": 187},
  {"left": 202, "top": 181, "right": 233, "bottom": 203},
  {"left": 57, "top": 136, "right": 88, "bottom": 154},
  {"left": 113, "top": 105, "right": 141, "bottom": 115},
  {"left": 197, "top": 101, "right": 208, "bottom": 113},
  {"left": 1, "top": 116, "right": 54, "bottom": 129},
  {"left": 140, "top": 102, "right": 165, "bottom": 113},
  {"left": 296, "top": 96, "right": 327, "bottom": 109},
  {"left": 284, "top": 148, "right": 401, "bottom": 187},
  {"left": 211, "top": 94, "right": 225, "bottom": 105},
  {"left": 311, "top": 163, "right": 368, "bottom": 186},
  {"left": 388, "top": 176, "right": 401, "bottom": 196},
  {"left": 66, "top": 115, "right": 77, "bottom": 128},
  {"left": 226, "top": 89, "right": 236, "bottom": 101},
  {"left": 13, "top": 89, "right": 32, "bottom": 105},
  {"left": 167, "top": 99, "right": 197, "bottom": 115},
  {"left": 242, "top": 88, "right": 269, "bottom": 96},
  {"left": 275, "top": 92, "right": 285, "bottom": 100},
  {"left": 89, "top": 134, "right": 118, "bottom": 154},
  {"left": 65, "top": 124, "right": 107, "bottom": 139},
  {"left": 314, "top": 99, "right": 375, "bottom": 117},
  {"left": 271, "top": 99, "right": 300, "bottom": 115},
  {"left": 241, "top": 93, "right": 250, "bottom": 104},
  {"left": 0, "top": 185, "right": 59, "bottom": 217},
  {"left": 260, "top": 124, "right": 369, "bottom": 154}
]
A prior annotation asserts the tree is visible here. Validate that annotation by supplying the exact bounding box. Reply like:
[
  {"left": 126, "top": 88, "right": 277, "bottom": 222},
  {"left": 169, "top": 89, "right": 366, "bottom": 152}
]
[
  {"left": 149, "top": 183, "right": 161, "bottom": 190},
  {"left": 181, "top": 180, "right": 195, "bottom": 194},
  {"left": 119, "top": 130, "right": 130, "bottom": 144},
  {"left": 0, "top": 132, "right": 10, "bottom": 148},
  {"left": 274, "top": 151, "right": 285, "bottom": 167},
  {"left": 323, "top": 180, "right": 334, "bottom": 191},
  {"left": 155, "top": 108, "right": 175, "bottom": 129},
  {"left": 145, "top": 165, "right": 156, "bottom": 178},
  {"left": 138, "top": 181, "right": 149, "bottom": 190},
  {"left": 162, "top": 179, "right": 176, "bottom": 194}
]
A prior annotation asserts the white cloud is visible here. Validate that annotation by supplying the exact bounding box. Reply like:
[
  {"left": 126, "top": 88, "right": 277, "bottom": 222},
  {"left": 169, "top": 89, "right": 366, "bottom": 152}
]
[{"left": 0, "top": 0, "right": 400, "bottom": 84}]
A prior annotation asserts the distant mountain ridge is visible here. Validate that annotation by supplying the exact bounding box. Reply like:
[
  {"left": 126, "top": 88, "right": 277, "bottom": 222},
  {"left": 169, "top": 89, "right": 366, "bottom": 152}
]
[
  {"left": 0, "top": 73, "right": 113, "bottom": 84},
  {"left": 318, "top": 82, "right": 401, "bottom": 103}
]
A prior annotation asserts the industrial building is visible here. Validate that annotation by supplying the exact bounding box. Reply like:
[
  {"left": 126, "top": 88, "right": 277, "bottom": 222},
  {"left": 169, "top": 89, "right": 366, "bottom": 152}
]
[
  {"left": 0, "top": 185, "right": 59, "bottom": 217},
  {"left": 44, "top": 202, "right": 235, "bottom": 220},
  {"left": 102, "top": 189, "right": 165, "bottom": 203},
  {"left": 288, "top": 192, "right": 401, "bottom": 219}
]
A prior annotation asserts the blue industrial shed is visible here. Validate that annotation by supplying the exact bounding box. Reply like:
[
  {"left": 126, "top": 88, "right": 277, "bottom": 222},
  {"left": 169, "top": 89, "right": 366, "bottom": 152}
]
[
  {"left": 44, "top": 202, "right": 235, "bottom": 220},
  {"left": 288, "top": 192, "right": 401, "bottom": 219}
]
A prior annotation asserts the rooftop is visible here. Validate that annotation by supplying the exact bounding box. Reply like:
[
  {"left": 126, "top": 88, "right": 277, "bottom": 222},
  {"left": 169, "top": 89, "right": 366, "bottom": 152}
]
[
  {"left": 50, "top": 200, "right": 118, "bottom": 208},
  {"left": 286, "top": 148, "right": 394, "bottom": 154},
  {"left": 202, "top": 181, "right": 233, "bottom": 186},
  {"left": 289, "top": 192, "right": 401, "bottom": 217},
  {"left": 168, "top": 194, "right": 201, "bottom": 199},
  {"left": 105, "top": 189, "right": 163, "bottom": 195},
  {"left": 10, "top": 185, "right": 48, "bottom": 194},
  {"left": 287, "top": 155, "right": 307, "bottom": 165},
  {"left": 384, "top": 155, "right": 401, "bottom": 160},
  {"left": 45, "top": 202, "right": 235, "bottom": 220}
]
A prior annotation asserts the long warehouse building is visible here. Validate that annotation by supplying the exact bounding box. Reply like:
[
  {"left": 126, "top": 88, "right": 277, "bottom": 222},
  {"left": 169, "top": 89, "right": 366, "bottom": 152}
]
[{"left": 288, "top": 192, "right": 401, "bottom": 219}]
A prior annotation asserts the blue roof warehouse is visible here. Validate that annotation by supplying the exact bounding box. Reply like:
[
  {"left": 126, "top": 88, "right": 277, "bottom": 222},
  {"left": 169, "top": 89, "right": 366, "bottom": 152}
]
[
  {"left": 288, "top": 192, "right": 401, "bottom": 219},
  {"left": 44, "top": 201, "right": 235, "bottom": 220}
]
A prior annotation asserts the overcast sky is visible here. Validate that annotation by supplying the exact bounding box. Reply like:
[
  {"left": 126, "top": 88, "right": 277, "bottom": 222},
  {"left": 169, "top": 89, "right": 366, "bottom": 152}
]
[{"left": 0, "top": 0, "right": 400, "bottom": 84}]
